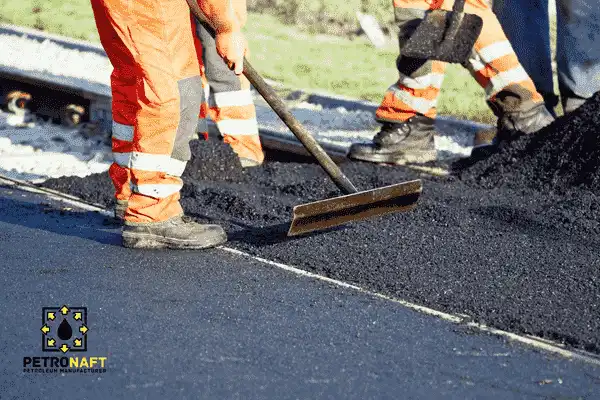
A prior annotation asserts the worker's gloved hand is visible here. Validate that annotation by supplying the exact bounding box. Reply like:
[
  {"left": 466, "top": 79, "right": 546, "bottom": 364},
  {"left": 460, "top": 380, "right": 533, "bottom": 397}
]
[{"left": 215, "top": 30, "right": 248, "bottom": 75}]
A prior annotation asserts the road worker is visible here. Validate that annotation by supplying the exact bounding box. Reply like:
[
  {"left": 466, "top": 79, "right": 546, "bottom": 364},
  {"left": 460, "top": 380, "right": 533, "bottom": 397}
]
[
  {"left": 492, "top": 0, "right": 600, "bottom": 116},
  {"left": 90, "top": 0, "right": 248, "bottom": 249},
  {"left": 196, "top": 19, "right": 265, "bottom": 168},
  {"left": 348, "top": 0, "right": 555, "bottom": 165}
]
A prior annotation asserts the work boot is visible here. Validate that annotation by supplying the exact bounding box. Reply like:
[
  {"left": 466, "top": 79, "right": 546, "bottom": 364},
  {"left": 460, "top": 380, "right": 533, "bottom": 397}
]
[
  {"left": 348, "top": 115, "right": 437, "bottom": 164},
  {"left": 239, "top": 157, "right": 263, "bottom": 168},
  {"left": 122, "top": 215, "right": 227, "bottom": 250},
  {"left": 563, "top": 97, "right": 587, "bottom": 114},
  {"left": 114, "top": 199, "right": 128, "bottom": 221},
  {"left": 470, "top": 103, "right": 554, "bottom": 159},
  {"left": 496, "top": 102, "right": 555, "bottom": 137}
]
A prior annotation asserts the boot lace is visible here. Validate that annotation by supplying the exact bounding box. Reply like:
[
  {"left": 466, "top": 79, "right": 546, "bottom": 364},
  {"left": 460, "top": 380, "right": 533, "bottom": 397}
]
[
  {"left": 374, "top": 122, "right": 411, "bottom": 146},
  {"left": 180, "top": 215, "right": 194, "bottom": 224}
]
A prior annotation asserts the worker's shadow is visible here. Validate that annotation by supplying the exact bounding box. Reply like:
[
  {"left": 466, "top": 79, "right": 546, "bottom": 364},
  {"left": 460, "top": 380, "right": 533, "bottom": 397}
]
[
  {"left": 228, "top": 223, "right": 293, "bottom": 246},
  {"left": 231, "top": 224, "right": 347, "bottom": 247},
  {"left": 186, "top": 211, "right": 344, "bottom": 247},
  {"left": 209, "top": 218, "right": 346, "bottom": 247},
  {"left": 184, "top": 211, "right": 290, "bottom": 246},
  {"left": 0, "top": 196, "right": 122, "bottom": 246}
]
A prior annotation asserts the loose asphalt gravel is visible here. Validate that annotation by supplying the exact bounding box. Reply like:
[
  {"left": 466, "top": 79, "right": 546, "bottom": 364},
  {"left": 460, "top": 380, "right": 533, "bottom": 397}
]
[
  {"left": 458, "top": 92, "right": 600, "bottom": 192},
  {"left": 43, "top": 92, "right": 600, "bottom": 356}
]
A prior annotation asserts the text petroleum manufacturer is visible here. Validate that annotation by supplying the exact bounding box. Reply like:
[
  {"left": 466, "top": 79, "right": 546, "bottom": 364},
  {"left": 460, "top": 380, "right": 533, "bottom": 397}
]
[{"left": 23, "top": 356, "right": 108, "bottom": 374}]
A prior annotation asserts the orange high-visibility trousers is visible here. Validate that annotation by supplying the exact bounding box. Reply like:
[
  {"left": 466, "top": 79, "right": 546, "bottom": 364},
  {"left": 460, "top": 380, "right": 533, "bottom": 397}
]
[
  {"left": 91, "top": 0, "right": 209, "bottom": 224},
  {"left": 376, "top": 0, "right": 544, "bottom": 123},
  {"left": 195, "top": 20, "right": 264, "bottom": 165}
]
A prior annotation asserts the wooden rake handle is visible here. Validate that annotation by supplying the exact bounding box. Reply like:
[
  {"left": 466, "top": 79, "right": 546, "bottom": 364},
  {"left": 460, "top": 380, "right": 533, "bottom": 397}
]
[
  {"left": 186, "top": 0, "right": 359, "bottom": 195},
  {"left": 241, "top": 61, "right": 359, "bottom": 194}
]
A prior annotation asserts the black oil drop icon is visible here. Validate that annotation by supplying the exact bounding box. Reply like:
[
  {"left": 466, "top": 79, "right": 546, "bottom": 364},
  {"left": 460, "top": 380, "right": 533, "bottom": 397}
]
[{"left": 57, "top": 318, "right": 73, "bottom": 340}]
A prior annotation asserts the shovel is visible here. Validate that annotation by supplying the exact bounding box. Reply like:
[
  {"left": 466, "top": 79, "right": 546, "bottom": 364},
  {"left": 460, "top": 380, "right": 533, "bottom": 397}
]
[
  {"left": 186, "top": 2, "right": 423, "bottom": 236},
  {"left": 400, "top": 0, "right": 483, "bottom": 64}
]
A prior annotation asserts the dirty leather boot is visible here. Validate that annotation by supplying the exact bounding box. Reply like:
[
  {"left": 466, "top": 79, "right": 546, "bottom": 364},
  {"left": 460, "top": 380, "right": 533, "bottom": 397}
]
[
  {"left": 563, "top": 97, "right": 587, "bottom": 114},
  {"left": 470, "top": 102, "right": 554, "bottom": 159},
  {"left": 496, "top": 102, "right": 555, "bottom": 137},
  {"left": 122, "top": 215, "right": 227, "bottom": 250},
  {"left": 239, "top": 157, "right": 263, "bottom": 168},
  {"left": 348, "top": 115, "right": 437, "bottom": 164},
  {"left": 114, "top": 199, "right": 128, "bottom": 221}
]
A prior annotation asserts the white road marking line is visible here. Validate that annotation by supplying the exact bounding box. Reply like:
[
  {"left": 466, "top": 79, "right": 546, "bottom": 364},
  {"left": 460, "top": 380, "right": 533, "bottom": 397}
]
[
  {"left": 2, "top": 174, "right": 600, "bottom": 366},
  {"left": 219, "top": 247, "right": 600, "bottom": 365},
  {"left": 218, "top": 246, "right": 463, "bottom": 323},
  {"left": 0, "top": 175, "right": 114, "bottom": 216}
]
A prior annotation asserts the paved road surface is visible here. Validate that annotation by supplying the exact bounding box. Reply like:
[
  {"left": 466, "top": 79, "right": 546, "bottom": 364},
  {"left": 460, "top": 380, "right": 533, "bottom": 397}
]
[{"left": 1, "top": 184, "right": 599, "bottom": 399}]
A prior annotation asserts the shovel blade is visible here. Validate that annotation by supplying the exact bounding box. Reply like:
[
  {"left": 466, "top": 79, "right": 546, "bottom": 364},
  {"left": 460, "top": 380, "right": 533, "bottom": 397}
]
[
  {"left": 288, "top": 179, "right": 422, "bottom": 236},
  {"left": 401, "top": 10, "right": 483, "bottom": 63}
]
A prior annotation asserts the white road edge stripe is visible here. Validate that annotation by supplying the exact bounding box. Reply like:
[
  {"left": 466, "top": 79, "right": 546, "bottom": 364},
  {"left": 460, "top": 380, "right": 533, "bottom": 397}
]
[
  {"left": 219, "top": 247, "right": 600, "bottom": 366},
  {"left": 2, "top": 174, "right": 600, "bottom": 367}
]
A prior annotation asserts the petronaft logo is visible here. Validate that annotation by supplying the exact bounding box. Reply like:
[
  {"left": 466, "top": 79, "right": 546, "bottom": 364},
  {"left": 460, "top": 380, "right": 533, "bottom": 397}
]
[
  {"left": 23, "top": 305, "right": 108, "bottom": 374},
  {"left": 41, "top": 305, "right": 88, "bottom": 353}
]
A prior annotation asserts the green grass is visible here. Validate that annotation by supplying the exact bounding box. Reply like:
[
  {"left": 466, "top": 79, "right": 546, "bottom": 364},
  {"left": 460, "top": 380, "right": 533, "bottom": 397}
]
[
  {"left": 0, "top": 2, "right": 494, "bottom": 123},
  {"left": 0, "top": 0, "right": 100, "bottom": 41}
]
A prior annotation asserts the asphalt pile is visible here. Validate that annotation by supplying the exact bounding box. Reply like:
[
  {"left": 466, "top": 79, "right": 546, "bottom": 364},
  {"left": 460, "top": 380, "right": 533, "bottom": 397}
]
[
  {"left": 458, "top": 92, "right": 600, "bottom": 192},
  {"left": 44, "top": 140, "right": 245, "bottom": 209},
  {"left": 42, "top": 133, "right": 600, "bottom": 355}
]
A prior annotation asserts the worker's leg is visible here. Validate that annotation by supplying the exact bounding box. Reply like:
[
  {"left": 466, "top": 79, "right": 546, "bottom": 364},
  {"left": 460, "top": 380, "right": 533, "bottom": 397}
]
[
  {"left": 556, "top": 0, "right": 600, "bottom": 113},
  {"left": 191, "top": 24, "right": 212, "bottom": 143},
  {"left": 375, "top": 59, "right": 446, "bottom": 123},
  {"left": 349, "top": 5, "right": 444, "bottom": 164},
  {"left": 90, "top": 0, "right": 137, "bottom": 219},
  {"left": 459, "top": 0, "right": 554, "bottom": 136},
  {"left": 91, "top": 0, "right": 226, "bottom": 248},
  {"left": 96, "top": 0, "right": 199, "bottom": 224},
  {"left": 492, "top": 0, "right": 557, "bottom": 112},
  {"left": 195, "top": 20, "right": 264, "bottom": 167},
  {"left": 375, "top": 6, "right": 447, "bottom": 123}
]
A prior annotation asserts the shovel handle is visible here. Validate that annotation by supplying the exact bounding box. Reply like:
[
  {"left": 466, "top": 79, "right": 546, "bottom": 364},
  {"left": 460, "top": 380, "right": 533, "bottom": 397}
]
[
  {"left": 241, "top": 61, "right": 358, "bottom": 195},
  {"left": 452, "top": 0, "right": 466, "bottom": 13},
  {"left": 438, "top": 0, "right": 467, "bottom": 55},
  {"left": 186, "top": 0, "right": 358, "bottom": 195}
]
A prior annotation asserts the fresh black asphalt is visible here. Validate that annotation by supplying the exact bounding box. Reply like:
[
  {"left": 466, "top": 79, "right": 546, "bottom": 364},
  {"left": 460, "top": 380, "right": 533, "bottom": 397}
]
[
  {"left": 44, "top": 137, "right": 600, "bottom": 354},
  {"left": 1, "top": 184, "right": 600, "bottom": 399}
]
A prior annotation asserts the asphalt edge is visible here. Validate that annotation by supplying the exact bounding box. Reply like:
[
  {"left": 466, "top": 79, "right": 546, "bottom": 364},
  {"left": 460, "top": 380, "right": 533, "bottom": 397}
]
[{"left": 2, "top": 173, "right": 599, "bottom": 367}]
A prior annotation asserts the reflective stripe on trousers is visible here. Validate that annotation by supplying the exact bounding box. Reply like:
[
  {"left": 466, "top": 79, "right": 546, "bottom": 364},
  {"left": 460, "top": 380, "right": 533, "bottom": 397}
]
[
  {"left": 376, "top": 0, "right": 543, "bottom": 123},
  {"left": 195, "top": 19, "right": 265, "bottom": 164},
  {"left": 91, "top": 0, "right": 208, "bottom": 223}
]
